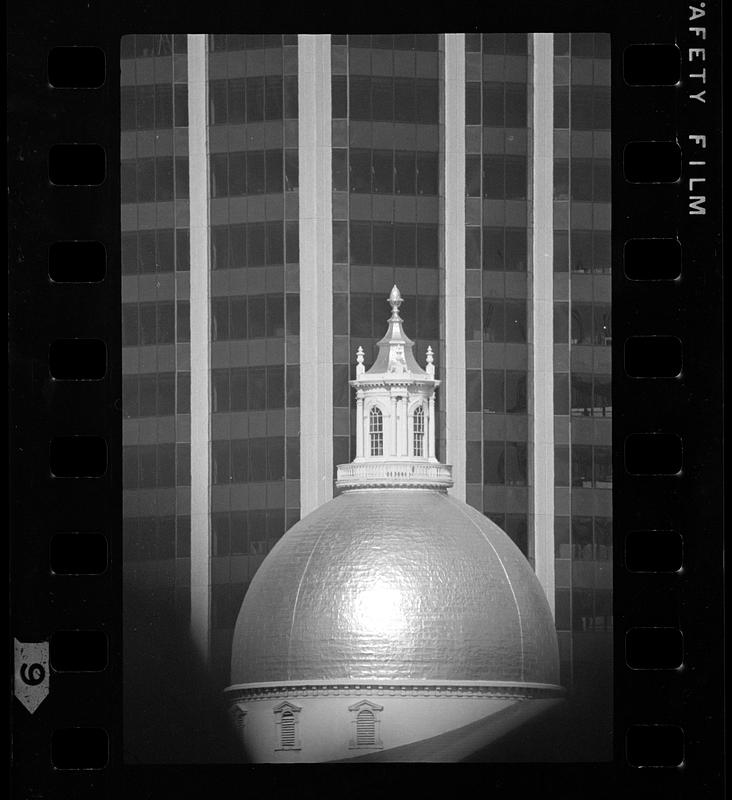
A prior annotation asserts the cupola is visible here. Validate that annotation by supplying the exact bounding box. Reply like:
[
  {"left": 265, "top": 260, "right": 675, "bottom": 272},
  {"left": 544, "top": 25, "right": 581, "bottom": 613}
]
[{"left": 335, "top": 286, "right": 453, "bottom": 491}]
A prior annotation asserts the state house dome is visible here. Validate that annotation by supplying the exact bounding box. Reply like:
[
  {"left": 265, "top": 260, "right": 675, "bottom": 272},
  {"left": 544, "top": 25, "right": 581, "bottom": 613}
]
[
  {"left": 230, "top": 488, "right": 559, "bottom": 686},
  {"left": 226, "top": 287, "right": 561, "bottom": 762}
]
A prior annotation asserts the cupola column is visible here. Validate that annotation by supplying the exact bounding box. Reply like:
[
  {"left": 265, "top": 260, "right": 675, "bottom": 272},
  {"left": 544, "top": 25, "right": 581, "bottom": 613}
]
[
  {"left": 428, "top": 394, "right": 436, "bottom": 460},
  {"left": 356, "top": 390, "right": 364, "bottom": 458},
  {"left": 390, "top": 393, "right": 398, "bottom": 457}
]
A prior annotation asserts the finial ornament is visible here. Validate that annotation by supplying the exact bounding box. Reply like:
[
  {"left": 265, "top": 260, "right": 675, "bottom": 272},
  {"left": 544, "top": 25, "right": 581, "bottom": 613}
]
[
  {"left": 426, "top": 346, "right": 435, "bottom": 377},
  {"left": 356, "top": 346, "right": 365, "bottom": 376},
  {"left": 388, "top": 285, "right": 403, "bottom": 320}
]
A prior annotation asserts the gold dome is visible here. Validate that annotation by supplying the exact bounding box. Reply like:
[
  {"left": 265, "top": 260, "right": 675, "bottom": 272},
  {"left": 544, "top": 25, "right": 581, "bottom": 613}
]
[{"left": 230, "top": 489, "right": 560, "bottom": 687}]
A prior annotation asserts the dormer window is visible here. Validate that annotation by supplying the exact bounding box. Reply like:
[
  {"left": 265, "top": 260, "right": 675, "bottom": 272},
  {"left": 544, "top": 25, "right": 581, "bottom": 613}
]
[
  {"left": 412, "top": 406, "right": 425, "bottom": 456},
  {"left": 273, "top": 700, "right": 302, "bottom": 751},
  {"left": 348, "top": 699, "right": 384, "bottom": 750},
  {"left": 369, "top": 407, "right": 384, "bottom": 456}
]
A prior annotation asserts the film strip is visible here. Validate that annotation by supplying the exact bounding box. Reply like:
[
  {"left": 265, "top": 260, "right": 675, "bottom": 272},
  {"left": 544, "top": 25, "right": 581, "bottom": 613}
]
[{"left": 8, "top": 1, "right": 723, "bottom": 796}]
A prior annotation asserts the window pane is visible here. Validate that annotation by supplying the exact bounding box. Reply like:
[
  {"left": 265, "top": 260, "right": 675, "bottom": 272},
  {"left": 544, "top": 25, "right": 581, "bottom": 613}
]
[
  {"left": 571, "top": 304, "right": 593, "bottom": 345},
  {"left": 138, "top": 231, "right": 156, "bottom": 274},
  {"left": 554, "top": 159, "right": 569, "bottom": 200},
  {"left": 504, "top": 229, "right": 527, "bottom": 271},
  {"left": 332, "top": 75, "right": 347, "bottom": 118},
  {"left": 571, "top": 159, "right": 593, "bottom": 201},
  {"left": 554, "top": 301, "right": 569, "bottom": 343},
  {"left": 249, "top": 438, "right": 267, "bottom": 481},
  {"left": 246, "top": 76, "right": 265, "bottom": 122},
  {"left": 416, "top": 152, "right": 438, "bottom": 195},
  {"left": 505, "top": 156, "right": 527, "bottom": 199},
  {"left": 248, "top": 223, "right": 265, "bottom": 267},
  {"left": 176, "top": 301, "right": 190, "bottom": 342},
  {"left": 212, "top": 369, "right": 230, "bottom": 413},
  {"left": 554, "top": 230, "right": 569, "bottom": 272},
  {"left": 246, "top": 151, "right": 265, "bottom": 194},
  {"left": 594, "top": 375, "right": 612, "bottom": 416},
  {"left": 157, "top": 373, "right": 175, "bottom": 415},
  {"left": 227, "top": 78, "right": 245, "bottom": 124},
  {"left": 229, "top": 224, "right": 246, "bottom": 269},
  {"left": 394, "top": 78, "right": 415, "bottom": 122},
  {"left": 349, "top": 76, "right": 371, "bottom": 120},
  {"left": 554, "top": 372, "right": 570, "bottom": 414},
  {"left": 483, "top": 228, "right": 504, "bottom": 271},
  {"left": 248, "top": 296, "right": 266, "bottom": 339},
  {"left": 593, "top": 231, "right": 611, "bottom": 274},
  {"left": 372, "top": 150, "right": 393, "bottom": 194},
  {"left": 371, "top": 78, "right": 393, "bottom": 121},
  {"left": 264, "top": 76, "right": 283, "bottom": 120},
  {"left": 483, "top": 442, "right": 505, "bottom": 484},
  {"left": 483, "top": 370, "right": 504, "bottom": 413},
  {"left": 228, "top": 152, "right": 246, "bottom": 196},
  {"left": 176, "top": 229, "right": 190, "bottom": 271},
  {"left": 571, "top": 444, "right": 593, "bottom": 487},
  {"left": 136, "top": 160, "right": 155, "bottom": 202},
  {"left": 482, "top": 156, "right": 503, "bottom": 199},
  {"left": 333, "top": 148, "right": 348, "bottom": 191},
  {"left": 350, "top": 222, "right": 371, "bottom": 266},
  {"left": 593, "top": 160, "right": 611, "bottom": 202},
  {"left": 571, "top": 85, "right": 594, "bottom": 130},
  {"left": 466, "top": 155, "right": 481, "bottom": 197},
  {"left": 230, "top": 368, "right": 247, "bottom": 412},
  {"left": 555, "top": 444, "right": 570, "bottom": 486},
  {"left": 483, "top": 299, "right": 505, "bottom": 342},
  {"left": 415, "top": 80, "right": 438, "bottom": 123},
  {"left": 554, "top": 85, "right": 569, "bottom": 128},
  {"left": 211, "top": 154, "right": 228, "bottom": 198},
  {"left": 212, "top": 441, "right": 230, "bottom": 484},
  {"left": 506, "top": 442, "right": 527, "bottom": 485},
  {"left": 266, "top": 221, "right": 284, "bottom": 266},
  {"left": 416, "top": 225, "right": 438, "bottom": 268},
  {"left": 283, "top": 75, "right": 298, "bottom": 119},
  {"left": 212, "top": 297, "right": 229, "bottom": 341},
  {"left": 286, "top": 365, "right": 299, "bottom": 408},
  {"left": 350, "top": 294, "right": 372, "bottom": 339},
  {"left": 571, "top": 230, "right": 593, "bottom": 273},
  {"left": 267, "top": 438, "right": 285, "bottom": 481},
  {"left": 594, "top": 305, "right": 611, "bottom": 345},
  {"left": 176, "top": 372, "right": 190, "bottom": 414},
  {"left": 465, "top": 82, "right": 481, "bottom": 125},
  {"left": 482, "top": 83, "right": 504, "bottom": 127},
  {"left": 505, "top": 84, "right": 526, "bottom": 127},
  {"left": 139, "top": 304, "right": 157, "bottom": 345},
  {"left": 265, "top": 149, "right": 283, "bottom": 193},
  {"left": 594, "top": 446, "right": 612, "bottom": 486},
  {"left": 229, "top": 296, "right": 247, "bottom": 340},
  {"left": 139, "top": 375, "right": 156, "bottom": 416},
  {"left": 266, "top": 295, "right": 285, "bottom": 337},
  {"left": 504, "top": 301, "right": 527, "bottom": 343},
  {"left": 461, "top": 368, "right": 480, "bottom": 414},
  {"left": 349, "top": 149, "right": 371, "bottom": 193},
  {"left": 571, "top": 373, "right": 593, "bottom": 416},
  {"left": 505, "top": 371, "right": 527, "bottom": 413},
  {"left": 466, "top": 441, "right": 482, "bottom": 483},
  {"left": 137, "top": 86, "right": 155, "bottom": 129},
  {"left": 372, "top": 223, "right": 393, "bottom": 266},
  {"left": 155, "top": 85, "right": 173, "bottom": 128},
  {"left": 392, "top": 224, "right": 414, "bottom": 267},
  {"left": 248, "top": 368, "right": 266, "bottom": 410},
  {"left": 395, "top": 151, "right": 416, "bottom": 195},
  {"left": 465, "top": 227, "right": 481, "bottom": 269}
]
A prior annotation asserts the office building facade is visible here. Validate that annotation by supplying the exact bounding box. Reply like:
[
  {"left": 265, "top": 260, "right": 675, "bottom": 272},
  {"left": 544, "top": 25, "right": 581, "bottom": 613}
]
[{"left": 121, "top": 33, "right": 611, "bottom": 739}]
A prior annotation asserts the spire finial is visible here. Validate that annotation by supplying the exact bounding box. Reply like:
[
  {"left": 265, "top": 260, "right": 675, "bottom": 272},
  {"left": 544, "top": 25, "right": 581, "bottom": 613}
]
[
  {"left": 388, "top": 285, "right": 403, "bottom": 321},
  {"left": 356, "top": 345, "right": 365, "bottom": 377},
  {"left": 426, "top": 346, "right": 435, "bottom": 377}
]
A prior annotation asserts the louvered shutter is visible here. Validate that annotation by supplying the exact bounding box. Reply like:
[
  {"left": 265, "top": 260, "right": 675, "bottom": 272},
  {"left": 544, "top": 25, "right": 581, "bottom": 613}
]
[
  {"left": 280, "top": 711, "right": 296, "bottom": 748},
  {"left": 356, "top": 709, "right": 376, "bottom": 746}
]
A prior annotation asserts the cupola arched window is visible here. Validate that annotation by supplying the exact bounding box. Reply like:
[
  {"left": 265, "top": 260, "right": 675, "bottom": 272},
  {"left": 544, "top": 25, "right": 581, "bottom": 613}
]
[
  {"left": 412, "top": 406, "right": 425, "bottom": 456},
  {"left": 369, "top": 407, "right": 384, "bottom": 456}
]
